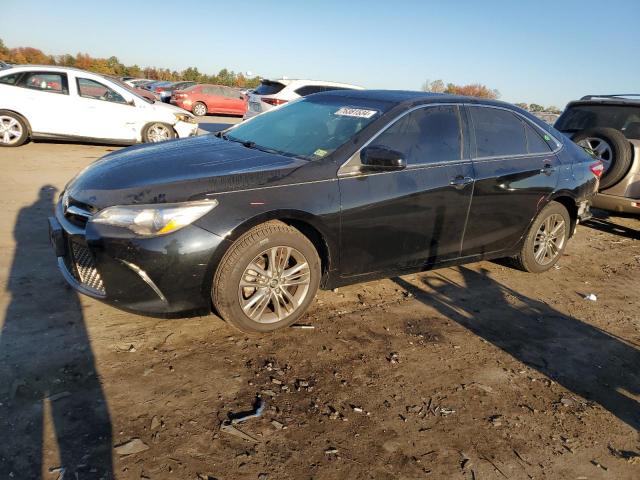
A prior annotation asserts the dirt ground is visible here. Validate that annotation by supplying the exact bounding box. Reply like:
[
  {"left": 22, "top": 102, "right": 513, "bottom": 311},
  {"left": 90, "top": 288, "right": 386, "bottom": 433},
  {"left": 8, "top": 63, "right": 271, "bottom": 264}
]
[{"left": 0, "top": 134, "right": 638, "bottom": 480}]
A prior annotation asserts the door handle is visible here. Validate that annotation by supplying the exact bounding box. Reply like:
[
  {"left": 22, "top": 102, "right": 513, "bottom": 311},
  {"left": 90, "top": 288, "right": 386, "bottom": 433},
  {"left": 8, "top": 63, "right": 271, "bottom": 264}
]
[
  {"left": 541, "top": 163, "right": 557, "bottom": 175},
  {"left": 450, "top": 175, "right": 474, "bottom": 189}
]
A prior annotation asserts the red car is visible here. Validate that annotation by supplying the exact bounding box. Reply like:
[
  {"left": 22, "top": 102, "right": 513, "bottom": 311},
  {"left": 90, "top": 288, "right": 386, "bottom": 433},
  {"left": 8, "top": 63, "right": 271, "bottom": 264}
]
[{"left": 171, "top": 84, "right": 247, "bottom": 116}]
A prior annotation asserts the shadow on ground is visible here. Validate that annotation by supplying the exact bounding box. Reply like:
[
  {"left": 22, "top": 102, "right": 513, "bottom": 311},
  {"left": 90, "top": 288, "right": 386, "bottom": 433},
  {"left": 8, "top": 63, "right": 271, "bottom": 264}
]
[
  {"left": 0, "top": 186, "right": 113, "bottom": 479},
  {"left": 394, "top": 266, "right": 640, "bottom": 431}
]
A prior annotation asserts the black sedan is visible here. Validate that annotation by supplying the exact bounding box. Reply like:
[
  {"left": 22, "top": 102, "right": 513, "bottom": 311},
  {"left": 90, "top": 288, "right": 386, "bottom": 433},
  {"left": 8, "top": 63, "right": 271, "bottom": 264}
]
[{"left": 49, "top": 90, "right": 601, "bottom": 332}]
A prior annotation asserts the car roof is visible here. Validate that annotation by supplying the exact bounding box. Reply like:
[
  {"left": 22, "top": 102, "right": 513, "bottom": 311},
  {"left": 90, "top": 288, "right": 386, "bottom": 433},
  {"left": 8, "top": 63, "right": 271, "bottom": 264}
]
[
  {"left": 262, "top": 78, "right": 364, "bottom": 89},
  {"left": 566, "top": 94, "right": 640, "bottom": 107},
  {"left": 314, "top": 89, "right": 515, "bottom": 109}
]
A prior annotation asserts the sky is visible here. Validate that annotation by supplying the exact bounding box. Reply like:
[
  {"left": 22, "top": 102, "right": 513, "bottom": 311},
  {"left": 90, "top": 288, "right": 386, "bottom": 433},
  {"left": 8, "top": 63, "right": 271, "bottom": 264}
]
[{"left": 2, "top": 0, "right": 639, "bottom": 108}]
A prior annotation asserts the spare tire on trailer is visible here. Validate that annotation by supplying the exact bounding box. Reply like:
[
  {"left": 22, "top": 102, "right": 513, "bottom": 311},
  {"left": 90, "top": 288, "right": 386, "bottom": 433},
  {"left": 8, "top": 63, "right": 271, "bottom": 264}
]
[{"left": 572, "top": 127, "right": 632, "bottom": 190}]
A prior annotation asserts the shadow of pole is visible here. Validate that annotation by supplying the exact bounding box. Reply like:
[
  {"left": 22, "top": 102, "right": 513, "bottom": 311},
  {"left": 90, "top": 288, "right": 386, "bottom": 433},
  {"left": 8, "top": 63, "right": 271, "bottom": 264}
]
[
  {"left": 393, "top": 266, "right": 640, "bottom": 431},
  {"left": 0, "top": 185, "right": 113, "bottom": 478}
]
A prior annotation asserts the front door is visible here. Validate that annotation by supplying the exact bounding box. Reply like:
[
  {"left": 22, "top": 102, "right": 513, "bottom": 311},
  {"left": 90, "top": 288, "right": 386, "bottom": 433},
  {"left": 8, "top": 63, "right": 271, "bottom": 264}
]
[
  {"left": 72, "top": 76, "right": 138, "bottom": 141},
  {"left": 338, "top": 104, "right": 474, "bottom": 276},
  {"left": 461, "top": 105, "right": 561, "bottom": 256}
]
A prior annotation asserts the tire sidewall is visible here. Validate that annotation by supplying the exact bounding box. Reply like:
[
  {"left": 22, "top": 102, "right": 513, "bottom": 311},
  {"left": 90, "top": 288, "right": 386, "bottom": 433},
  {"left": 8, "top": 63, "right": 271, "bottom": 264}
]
[
  {"left": 142, "top": 122, "right": 176, "bottom": 143},
  {"left": 521, "top": 202, "right": 570, "bottom": 273},
  {"left": 571, "top": 127, "right": 631, "bottom": 190},
  {"left": 0, "top": 111, "right": 29, "bottom": 147},
  {"left": 214, "top": 229, "right": 320, "bottom": 333}
]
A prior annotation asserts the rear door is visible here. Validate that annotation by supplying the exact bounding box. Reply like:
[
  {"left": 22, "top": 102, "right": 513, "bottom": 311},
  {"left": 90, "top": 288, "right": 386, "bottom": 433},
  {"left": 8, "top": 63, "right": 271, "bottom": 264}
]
[
  {"left": 338, "top": 104, "right": 474, "bottom": 276},
  {"left": 461, "top": 105, "right": 560, "bottom": 256},
  {"left": 12, "top": 71, "right": 73, "bottom": 136}
]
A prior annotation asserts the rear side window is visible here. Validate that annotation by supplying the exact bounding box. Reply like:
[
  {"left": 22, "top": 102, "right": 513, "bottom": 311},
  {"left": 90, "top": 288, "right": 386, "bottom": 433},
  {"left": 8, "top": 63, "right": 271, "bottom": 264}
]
[
  {"left": 470, "top": 107, "right": 527, "bottom": 157},
  {"left": 524, "top": 122, "right": 552, "bottom": 154},
  {"left": 371, "top": 105, "right": 463, "bottom": 165},
  {"left": 18, "top": 72, "right": 68, "bottom": 94},
  {"left": 254, "top": 81, "right": 285, "bottom": 95},
  {"left": 0, "top": 73, "right": 20, "bottom": 85}
]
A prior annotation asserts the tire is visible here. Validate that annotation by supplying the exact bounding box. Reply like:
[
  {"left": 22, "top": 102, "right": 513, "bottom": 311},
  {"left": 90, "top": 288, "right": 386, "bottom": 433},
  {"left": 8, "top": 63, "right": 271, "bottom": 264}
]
[
  {"left": 142, "top": 122, "right": 176, "bottom": 143},
  {"left": 213, "top": 221, "right": 321, "bottom": 333},
  {"left": 0, "top": 111, "right": 29, "bottom": 147},
  {"left": 572, "top": 127, "right": 631, "bottom": 190},
  {"left": 192, "top": 102, "right": 207, "bottom": 117},
  {"left": 513, "top": 201, "right": 571, "bottom": 273}
]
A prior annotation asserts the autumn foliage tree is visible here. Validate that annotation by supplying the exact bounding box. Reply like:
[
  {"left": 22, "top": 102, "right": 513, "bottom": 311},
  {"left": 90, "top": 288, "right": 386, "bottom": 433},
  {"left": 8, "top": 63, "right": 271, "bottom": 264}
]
[
  {"left": 422, "top": 79, "right": 500, "bottom": 99},
  {"left": 0, "top": 38, "right": 261, "bottom": 88}
]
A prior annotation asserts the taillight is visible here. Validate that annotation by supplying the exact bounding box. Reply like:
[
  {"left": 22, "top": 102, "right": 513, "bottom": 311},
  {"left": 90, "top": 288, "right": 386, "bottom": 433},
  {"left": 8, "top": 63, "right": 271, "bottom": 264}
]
[
  {"left": 589, "top": 161, "right": 604, "bottom": 178},
  {"left": 262, "top": 97, "right": 288, "bottom": 106}
]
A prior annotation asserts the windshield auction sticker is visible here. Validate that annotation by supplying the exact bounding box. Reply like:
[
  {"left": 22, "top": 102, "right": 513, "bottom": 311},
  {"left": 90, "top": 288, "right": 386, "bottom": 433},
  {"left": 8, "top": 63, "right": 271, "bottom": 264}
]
[{"left": 334, "top": 107, "right": 378, "bottom": 118}]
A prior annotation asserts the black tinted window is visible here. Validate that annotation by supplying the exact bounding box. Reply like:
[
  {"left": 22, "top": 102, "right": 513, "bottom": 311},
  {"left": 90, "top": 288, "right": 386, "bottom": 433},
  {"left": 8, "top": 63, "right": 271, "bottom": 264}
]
[
  {"left": 524, "top": 122, "right": 551, "bottom": 153},
  {"left": 371, "top": 105, "right": 462, "bottom": 165},
  {"left": 470, "top": 107, "right": 527, "bottom": 157},
  {"left": 254, "top": 81, "right": 285, "bottom": 95},
  {"left": 295, "top": 86, "right": 324, "bottom": 97},
  {"left": 555, "top": 104, "right": 640, "bottom": 140},
  {"left": 0, "top": 73, "right": 20, "bottom": 85}
]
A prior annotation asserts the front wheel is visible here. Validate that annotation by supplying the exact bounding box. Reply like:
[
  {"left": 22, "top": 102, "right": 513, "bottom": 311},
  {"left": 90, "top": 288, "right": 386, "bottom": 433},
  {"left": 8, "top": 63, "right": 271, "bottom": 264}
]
[
  {"left": 513, "top": 201, "right": 570, "bottom": 273},
  {"left": 142, "top": 122, "right": 176, "bottom": 143},
  {"left": 213, "top": 221, "right": 321, "bottom": 333}
]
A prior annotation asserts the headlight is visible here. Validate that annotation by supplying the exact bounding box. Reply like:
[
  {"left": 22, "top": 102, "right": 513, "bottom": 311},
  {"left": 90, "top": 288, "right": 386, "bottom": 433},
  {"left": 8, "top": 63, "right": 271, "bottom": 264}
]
[
  {"left": 91, "top": 200, "right": 218, "bottom": 236},
  {"left": 174, "top": 112, "right": 196, "bottom": 124}
]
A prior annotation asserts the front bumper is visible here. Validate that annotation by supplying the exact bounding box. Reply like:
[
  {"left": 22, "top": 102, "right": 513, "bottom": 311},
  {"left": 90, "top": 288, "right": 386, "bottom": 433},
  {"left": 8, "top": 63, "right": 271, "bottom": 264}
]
[
  {"left": 174, "top": 120, "right": 199, "bottom": 139},
  {"left": 49, "top": 199, "right": 230, "bottom": 316}
]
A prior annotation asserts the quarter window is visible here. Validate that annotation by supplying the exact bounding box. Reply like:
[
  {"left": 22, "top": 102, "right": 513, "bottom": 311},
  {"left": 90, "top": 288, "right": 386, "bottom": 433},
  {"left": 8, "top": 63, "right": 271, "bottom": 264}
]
[
  {"left": 77, "top": 78, "right": 127, "bottom": 104},
  {"left": 19, "top": 72, "right": 68, "bottom": 94},
  {"left": 470, "top": 107, "right": 527, "bottom": 157},
  {"left": 524, "top": 121, "right": 552, "bottom": 154},
  {"left": 371, "top": 105, "right": 463, "bottom": 165}
]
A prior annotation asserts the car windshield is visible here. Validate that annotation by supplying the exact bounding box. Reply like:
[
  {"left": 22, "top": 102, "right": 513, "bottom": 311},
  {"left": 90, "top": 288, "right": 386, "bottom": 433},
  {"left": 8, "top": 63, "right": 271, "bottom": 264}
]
[
  {"left": 555, "top": 104, "right": 640, "bottom": 140},
  {"left": 225, "top": 97, "right": 387, "bottom": 159}
]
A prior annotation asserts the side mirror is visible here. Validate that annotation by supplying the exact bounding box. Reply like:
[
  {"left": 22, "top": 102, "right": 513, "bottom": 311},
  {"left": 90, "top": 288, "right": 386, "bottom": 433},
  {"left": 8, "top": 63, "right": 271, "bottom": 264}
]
[{"left": 361, "top": 146, "right": 406, "bottom": 171}]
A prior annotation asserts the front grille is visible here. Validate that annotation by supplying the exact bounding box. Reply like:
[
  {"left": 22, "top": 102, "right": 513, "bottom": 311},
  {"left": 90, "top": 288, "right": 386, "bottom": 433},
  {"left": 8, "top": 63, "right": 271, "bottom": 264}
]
[{"left": 70, "top": 242, "right": 105, "bottom": 294}]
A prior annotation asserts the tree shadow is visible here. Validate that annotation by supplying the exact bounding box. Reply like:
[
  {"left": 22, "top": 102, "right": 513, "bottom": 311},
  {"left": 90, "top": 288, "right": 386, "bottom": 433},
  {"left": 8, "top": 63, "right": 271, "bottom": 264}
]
[
  {"left": 393, "top": 266, "right": 640, "bottom": 431},
  {"left": 0, "top": 186, "right": 113, "bottom": 478}
]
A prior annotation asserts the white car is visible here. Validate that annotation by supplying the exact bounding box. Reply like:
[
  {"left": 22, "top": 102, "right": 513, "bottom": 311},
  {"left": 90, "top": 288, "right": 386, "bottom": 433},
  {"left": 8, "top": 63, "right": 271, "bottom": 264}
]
[
  {"left": 244, "top": 78, "right": 363, "bottom": 119},
  {"left": 0, "top": 66, "right": 198, "bottom": 147}
]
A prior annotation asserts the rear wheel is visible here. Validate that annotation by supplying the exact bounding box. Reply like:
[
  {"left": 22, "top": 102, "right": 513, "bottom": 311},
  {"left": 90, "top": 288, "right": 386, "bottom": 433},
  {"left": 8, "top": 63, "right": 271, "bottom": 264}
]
[
  {"left": 213, "top": 221, "right": 320, "bottom": 333},
  {"left": 513, "top": 201, "right": 570, "bottom": 273},
  {"left": 572, "top": 127, "right": 631, "bottom": 190},
  {"left": 192, "top": 102, "right": 207, "bottom": 117},
  {"left": 0, "top": 111, "right": 28, "bottom": 147},
  {"left": 142, "top": 122, "right": 175, "bottom": 143}
]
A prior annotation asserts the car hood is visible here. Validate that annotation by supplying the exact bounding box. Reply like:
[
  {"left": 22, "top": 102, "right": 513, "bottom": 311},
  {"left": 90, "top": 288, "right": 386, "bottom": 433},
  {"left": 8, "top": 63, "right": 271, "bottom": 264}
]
[{"left": 66, "top": 135, "right": 308, "bottom": 210}]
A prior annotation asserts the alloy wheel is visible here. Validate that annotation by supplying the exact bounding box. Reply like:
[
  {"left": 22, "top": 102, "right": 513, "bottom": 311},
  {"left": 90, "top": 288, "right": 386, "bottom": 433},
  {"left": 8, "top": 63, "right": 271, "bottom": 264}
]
[
  {"left": 0, "top": 116, "right": 23, "bottom": 145},
  {"left": 238, "top": 246, "right": 311, "bottom": 324},
  {"left": 146, "top": 123, "right": 172, "bottom": 142},
  {"left": 576, "top": 137, "right": 613, "bottom": 172},
  {"left": 193, "top": 104, "right": 207, "bottom": 116},
  {"left": 533, "top": 213, "right": 566, "bottom": 265}
]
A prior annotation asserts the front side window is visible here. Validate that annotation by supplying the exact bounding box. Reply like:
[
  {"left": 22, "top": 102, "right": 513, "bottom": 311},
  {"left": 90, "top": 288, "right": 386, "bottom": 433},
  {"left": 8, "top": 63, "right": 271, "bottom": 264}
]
[
  {"left": 470, "top": 107, "right": 527, "bottom": 157},
  {"left": 19, "top": 72, "right": 68, "bottom": 94},
  {"left": 77, "top": 78, "right": 127, "bottom": 104},
  {"left": 227, "top": 97, "right": 389, "bottom": 159},
  {"left": 371, "top": 105, "right": 463, "bottom": 165},
  {"left": 295, "top": 86, "right": 324, "bottom": 97}
]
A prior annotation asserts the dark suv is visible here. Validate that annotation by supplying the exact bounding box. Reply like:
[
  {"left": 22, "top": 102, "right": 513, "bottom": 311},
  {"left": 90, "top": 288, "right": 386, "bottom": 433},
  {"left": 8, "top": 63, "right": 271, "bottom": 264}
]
[
  {"left": 50, "top": 91, "right": 601, "bottom": 332},
  {"left": 555, "top": 95, "right": 640, "bottom": 213}
]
